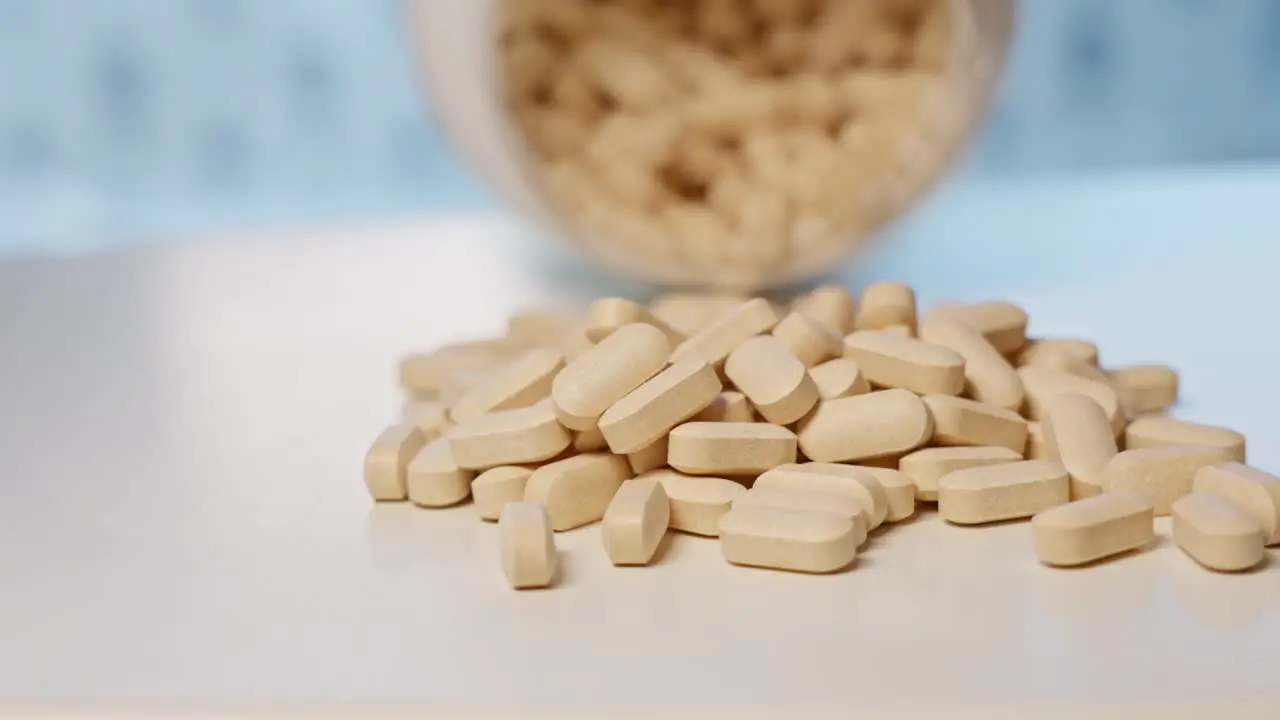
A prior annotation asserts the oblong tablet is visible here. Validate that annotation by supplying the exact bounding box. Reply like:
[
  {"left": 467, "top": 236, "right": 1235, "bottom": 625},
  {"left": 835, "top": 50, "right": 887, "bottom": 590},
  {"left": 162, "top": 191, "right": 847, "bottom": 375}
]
[
  {"left": 552, "top": 322, "right": 670, "bottom": 431},
  {"left": 1124, "top": 416, "right": 1245, "bottom": 463},
  {"left": 365, "top": 423, "right": 428, "bottom": 501},
  {"left": 602, "top": 478, "right": 670, "bottom": 566},
  {"left": 507, "top": 310, "right": 583, "bottom": 347},
  {"left": 599, "top": 359, "right": 722, "bottom": 454},
  {"left": 668, "top": 422, "right": 798, "bottom": 476},
  {"left": 725, "top": 335, "right": 820, "bottom": 425},
  {"left": 1101, "top": 446, "right": 1238, "bottom": 516},
  {"left": 400, "top": 341, "right": 517, "bottom": 398},
  {"left": 928, "top": 301, "right": 1028, "bottom": 355},
  {"left": 1193, "top": 463, "right": 1280, "bottom": 546},
  {"left": 586, "top": 297, "right": 685, "bottom": 345},
  {"left": 448, "top": 349, "right": 564, "bottom": 424},
  {"left": 792, "top": 285, "right": 856, "bottom": 335},
  {"left": 900, "top": 446, "right": 1023, "bottom": 502},
  {"left": 670, "top": 297, "right": 781, "bottom": 369},
  {"left": 1023, "top": 349, "right": 1111, "bottom": 385},
  {"left": 852, "top": 281, "right": 916, "bottom": 333},
  {"left": 649, "top": 292, "right": 748, "bottom": 336},
  {"left": 1017, "top": 339, "right": 1099, "bottom": 368},
  {"left": 843, "top": 331, "right": 965, "bottom": 396},
  {"left": 1172, "top": 492, "right": 1265, "bottom": 572},
  {"left": 754, "top": 463, "right": 888, "bottom": 529},
  {"left": 733, "top": 487, "right": 868, "bottom": 546},
  {"left": 447, "top": 400, "right": 573, "bottom": 470},
  {"left": 1041, "top": 393, "right": 1118, "bottom": 500},
  {"left": 523, "top": 453, "right": 633, "bottom": 531},
  {"left": 499, "top": 501, "right": 557, "bottom": 590},
  {"left": 719, "top": 505, "right": 858, "bottom": 574},
  {"left": 918, "top": 316, "right": 1024, "bottom": 411},
  {"left": 1019, "top": 365, "right": 1124, "bottom": 436},
  {"left": 922, "top": 395, "right": 1027, "bottom": 453},
  {"left": 643, "top": 469, "right": 746, "bottom": 536},
  {"left": 406, "top": 437, "right": 474, "bottom": 508},
  {"left": 797, "top": 390, "right": 932, "bottom": 463},
  {"left": 472, "top": 466, "right": 534, "bottom": 521},
  {"left": 938, "top": 460, "right": 1070, "bottom": 525},
  {"left": 808, "top": 358, "right": 870, "bottom": 400},
  {"left": 771, "top": 311, "right": 843, "bottom": 368},
  {"left": 1109, "top": 364, "right": 1178, "bottom": 415},
  {"left": 1032, "top": 491, "right": 1155, "bottom": 567}
]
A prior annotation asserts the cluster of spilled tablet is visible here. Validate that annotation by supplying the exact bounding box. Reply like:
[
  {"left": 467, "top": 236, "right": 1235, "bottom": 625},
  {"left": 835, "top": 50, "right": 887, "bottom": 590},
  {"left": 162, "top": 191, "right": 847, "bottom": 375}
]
[{"left": 369, "top": 286, "right": 1278, "bottom": 590}]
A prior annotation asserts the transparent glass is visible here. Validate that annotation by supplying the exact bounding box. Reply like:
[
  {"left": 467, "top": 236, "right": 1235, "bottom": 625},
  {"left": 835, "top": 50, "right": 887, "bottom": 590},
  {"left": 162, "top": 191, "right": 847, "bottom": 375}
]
[{"left": 408, "top": 0, "right": 1016, "bottom": 290}]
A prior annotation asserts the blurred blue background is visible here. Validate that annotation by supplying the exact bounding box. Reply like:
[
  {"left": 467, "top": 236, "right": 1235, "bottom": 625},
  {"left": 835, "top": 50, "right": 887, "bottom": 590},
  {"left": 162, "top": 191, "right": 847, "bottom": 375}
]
[{"left": 2, "top": 0, "right": 1279, "bottom": 255}]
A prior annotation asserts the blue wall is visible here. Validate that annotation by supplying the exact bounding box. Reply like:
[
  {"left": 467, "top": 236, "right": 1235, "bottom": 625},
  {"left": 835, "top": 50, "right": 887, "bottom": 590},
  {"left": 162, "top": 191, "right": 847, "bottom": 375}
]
[
  {"left": 976, "top": 0, "right": 1280, "bottom": 172},
  {"left": 2, "top": 0, "right": 1279, "bottom": 252}
]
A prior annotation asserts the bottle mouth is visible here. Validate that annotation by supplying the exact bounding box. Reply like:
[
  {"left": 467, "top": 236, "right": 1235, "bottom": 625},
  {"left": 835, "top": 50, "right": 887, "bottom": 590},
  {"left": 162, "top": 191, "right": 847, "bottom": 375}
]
[{"left": 408, "top": 0, "right": 1011, "bottom": 290}]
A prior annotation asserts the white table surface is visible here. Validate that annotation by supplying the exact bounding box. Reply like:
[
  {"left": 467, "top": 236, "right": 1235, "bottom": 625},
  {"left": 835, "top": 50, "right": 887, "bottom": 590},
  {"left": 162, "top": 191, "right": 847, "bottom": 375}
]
[{"left": 3, "top": 165, "right": 1280, "bottom": 718}]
